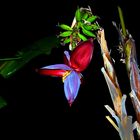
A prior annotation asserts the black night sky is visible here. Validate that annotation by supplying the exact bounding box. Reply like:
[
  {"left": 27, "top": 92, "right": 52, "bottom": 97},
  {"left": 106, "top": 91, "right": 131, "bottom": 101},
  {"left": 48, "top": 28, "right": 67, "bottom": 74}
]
[{"left": 0, "top": 0, "right": 139, "bottom": 139}]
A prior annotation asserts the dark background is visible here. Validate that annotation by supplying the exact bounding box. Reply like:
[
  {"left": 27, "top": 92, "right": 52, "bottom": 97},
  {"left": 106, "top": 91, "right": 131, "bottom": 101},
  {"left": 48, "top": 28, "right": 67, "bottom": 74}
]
[{"left": 0, "top": 0, "right": 139, "bottom": 139}]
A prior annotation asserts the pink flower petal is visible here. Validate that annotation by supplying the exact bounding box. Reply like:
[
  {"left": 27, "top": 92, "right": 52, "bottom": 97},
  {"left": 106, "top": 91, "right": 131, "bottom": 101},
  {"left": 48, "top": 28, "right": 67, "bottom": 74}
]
[
  {"left": 38, "top": 64, "right": 71, "bottom": 77},
  {"left": 70, "top": 38, "right": 94, "bottom": 72},
  {"left": 38, "top": 69, "right": 67, "bottom": 77}
]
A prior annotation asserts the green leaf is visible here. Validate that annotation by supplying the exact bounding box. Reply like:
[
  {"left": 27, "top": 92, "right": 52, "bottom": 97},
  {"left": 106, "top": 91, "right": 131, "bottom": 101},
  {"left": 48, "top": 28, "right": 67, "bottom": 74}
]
[
  {"left": 82, "top": 27, "right": 96, "bottom": 37},
  {"left": 59, "top": 31, "right": 72, "bottom": 37},
  {"left": 78, "top": 33, "right": 87, "bottom": 41},
  {"left": 71, "top": 41, "right": 77, "bottom": 50},
  {"left": 77, "top": 22, "right": 81, "bottom": 29},
  {"left": 87, "top": 15, "right": 97, "bottom": 23},
  {"left": 75, "top": 7, "right": 81, "bottom": 22},
  {"left": 82, "top": 24, "right": 92, "bottom": 31},
  {"left": 58, "top": 24, "right": 72, "bottom": 31},
  {"left": 92, "top": 24, "right": 100, "bottom": 30},
  {"left": 63, "top": 38, "right": 70, "bottom": 44},
  {"left": 82, "top": 12, "right": 89, "bottom": 20},
  {"left": 0, "top": 96, "right": 7, "bottom": 109},
  {"left": 0, "top": 35, "right": 60, "bottom": 78}
]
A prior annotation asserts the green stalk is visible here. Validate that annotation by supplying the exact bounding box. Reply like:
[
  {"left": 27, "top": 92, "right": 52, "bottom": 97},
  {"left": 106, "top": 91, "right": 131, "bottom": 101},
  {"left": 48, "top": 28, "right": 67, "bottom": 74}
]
[
  {"left": 117, "top": 6, "right": 127, "bottom": 37},
  {"left": 0, "top": 57, "right": 22, "bottom": 61}
]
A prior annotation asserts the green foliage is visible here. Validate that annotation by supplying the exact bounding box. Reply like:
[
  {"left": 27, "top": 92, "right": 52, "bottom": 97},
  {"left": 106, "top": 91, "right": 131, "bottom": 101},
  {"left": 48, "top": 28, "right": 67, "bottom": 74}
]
[
  {"left": 75, "top": 7, "right": 82, "bottom": 22},
  {"left": 81, "top": 26, "right": 96, "bottom": 37},
  {"left": 59, "top": 31, "right": 72, "bottom": 37},
  {"left": 58, "top": 24, "right": 72, "bottom": 31},
  {"left": 58, "top": 7, "right": 100, "bottom": 50},
  {"left": 86, "top": 15, "right": 97, "bottom": 22},
  {"left": 0, "top": 35, "right": 60, "bottom": 78},
  {"left": 0, "top": 96, "right": 7, "bottom": 109},
  {"left": 78, "top": 33, "right": 87, "bottom": 41}
]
